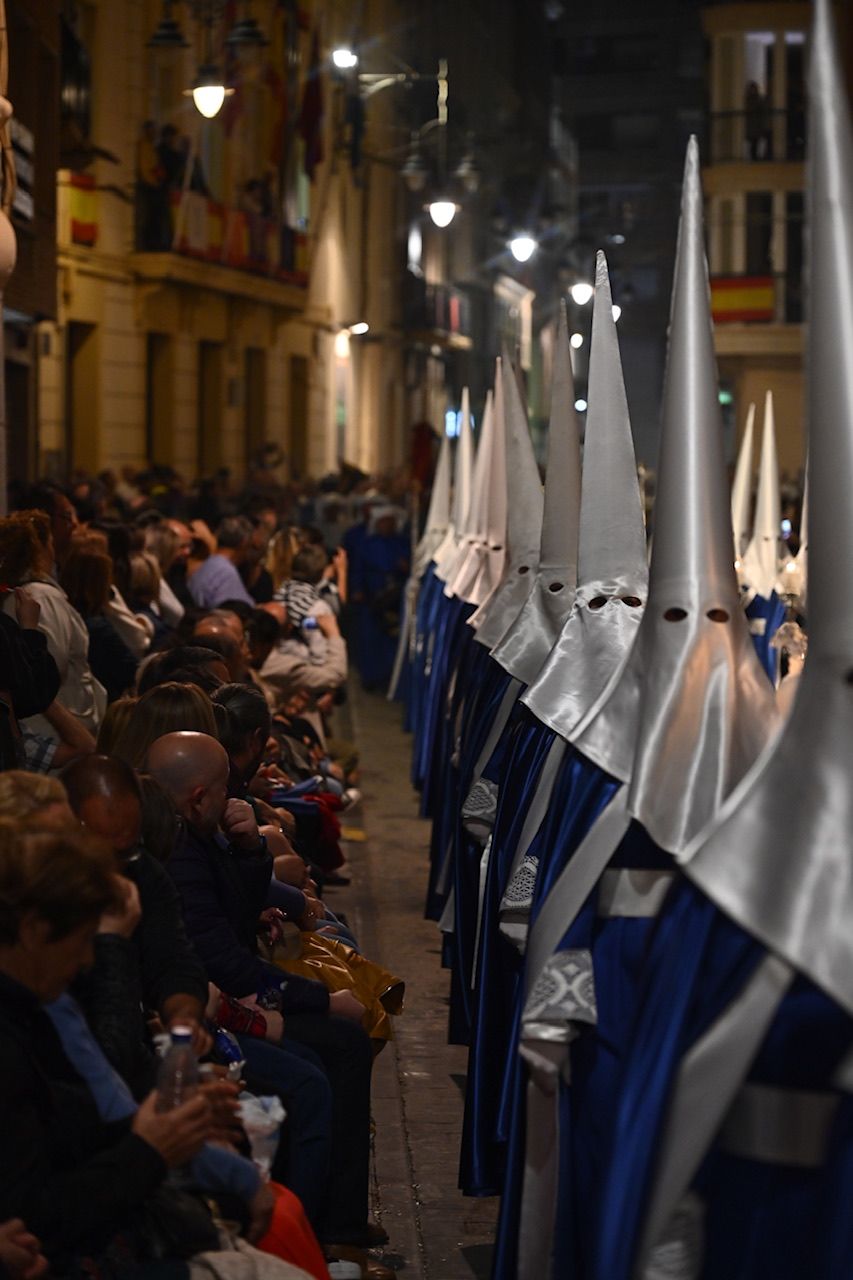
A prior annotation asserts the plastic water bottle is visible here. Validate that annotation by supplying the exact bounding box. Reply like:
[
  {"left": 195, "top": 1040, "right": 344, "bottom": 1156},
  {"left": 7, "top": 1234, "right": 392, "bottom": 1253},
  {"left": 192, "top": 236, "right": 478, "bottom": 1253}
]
[{"left": 156, "top": 1025, "right": 199, "bottom": 1112}]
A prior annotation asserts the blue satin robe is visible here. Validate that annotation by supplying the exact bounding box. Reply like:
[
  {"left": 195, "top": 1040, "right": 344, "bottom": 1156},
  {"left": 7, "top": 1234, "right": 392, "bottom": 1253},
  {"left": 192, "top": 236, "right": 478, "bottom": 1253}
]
[
  {"left": 592, "top": 879, "right": 853, "bottom": 1280},
  {"left": 460, "top": 707, "right": 556, "bottom": 1194},
  {"left": 349, "top": 529, "right": 410, "bottom": 691},
  {"left": 446, "top": 650, "right": 517, "bottom": 1043},
  {"left": 491, "top": 817, "right": 672, "bottom": 1280},
  {"left": 745, "top": 590, "right": 787, "bottom": 684}
]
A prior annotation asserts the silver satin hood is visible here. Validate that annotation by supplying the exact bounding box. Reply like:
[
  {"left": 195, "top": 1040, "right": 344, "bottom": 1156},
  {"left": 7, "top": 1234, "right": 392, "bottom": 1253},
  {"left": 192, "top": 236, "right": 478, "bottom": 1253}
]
[
  {"left": 472, "top": 354, "right": 546, "bottom": 648},
  {"left": 572, "top": 139, "right": 779, "bottom": 855},
  {"left": 446, "top": 363, "right": 508, "bottom": 605},
  {"left": 731, "top": 402, "right": 755, "bottom": 565},
  {"left": 488, "top": 302, "right": 582, "bottom": 681},
  {"left": 740, "top": 390, "right": 780, "bottom": 600},
  {"left": 522, "top": 251, "right": 647, "bottom": 738},
  {"left": 433, "top": 387, "right": 475, "bottom": 581},
  {"left": 412, "top": 427, "right": 452, "bottom": 578},
  {"left": 683, "top": 0, "right": 853, "bottom": 1016}
]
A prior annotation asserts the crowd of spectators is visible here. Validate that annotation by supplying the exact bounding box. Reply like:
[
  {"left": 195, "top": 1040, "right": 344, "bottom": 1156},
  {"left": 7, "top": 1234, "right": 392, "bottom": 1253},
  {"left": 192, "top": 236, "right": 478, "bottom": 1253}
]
[{"left": 0, "top": 462, "right": 416, "bottom": 1280}]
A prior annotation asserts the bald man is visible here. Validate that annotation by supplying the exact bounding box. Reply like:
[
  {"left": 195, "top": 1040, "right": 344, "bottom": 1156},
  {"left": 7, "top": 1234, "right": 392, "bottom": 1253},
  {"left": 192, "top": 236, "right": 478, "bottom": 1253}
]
[{"left": 150, "top": 731, "right": 377, "bottom": 1246}]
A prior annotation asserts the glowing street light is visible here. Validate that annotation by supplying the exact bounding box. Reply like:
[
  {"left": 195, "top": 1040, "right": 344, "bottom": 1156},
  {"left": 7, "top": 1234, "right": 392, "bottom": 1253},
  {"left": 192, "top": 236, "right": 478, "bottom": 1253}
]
[
  {"left": 189, "top": 65, "right": 233, "bottom": 118},
  {"left": 332, "top": 46, "right": 358, "bottom": 69},
  {"left": 570, "top": 332, "right": 584, "bottom": 349},
  {"left": 570, "top": 282, "right": 593, "bottom": 306},
  {"left": 574, "top": 398, "right": 588, "bottom": 412},
  {"left": 509, "top": 233, "right": 538, "bottom": 263},
  {"left": 428, "top": 199, "right": 457, "bottom": 228},
  {"left": 349, "top": 321, "right": 370, "bottom": 335},
  {"left": 611, "top": 304, "right": 622, "bottom": 322}
]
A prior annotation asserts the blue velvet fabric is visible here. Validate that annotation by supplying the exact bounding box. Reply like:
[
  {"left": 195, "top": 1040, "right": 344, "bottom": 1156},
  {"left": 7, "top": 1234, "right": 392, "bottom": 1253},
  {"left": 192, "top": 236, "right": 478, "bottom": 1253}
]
[
  {"left": 745, "top": 590, "right": 787, "bottom": 684},
  {"left": 592, "top": 878, "right": 853, "bottom": 1280}
]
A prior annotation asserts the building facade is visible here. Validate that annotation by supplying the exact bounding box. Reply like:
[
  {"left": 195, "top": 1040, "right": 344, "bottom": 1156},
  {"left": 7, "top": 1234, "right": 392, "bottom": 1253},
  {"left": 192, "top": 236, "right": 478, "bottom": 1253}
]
[
  {"left": 5, "top": 0, "right": 411, "bottom": 489},
  {"left": 703, "top": 0, "right": 852, "bottom": 476}
]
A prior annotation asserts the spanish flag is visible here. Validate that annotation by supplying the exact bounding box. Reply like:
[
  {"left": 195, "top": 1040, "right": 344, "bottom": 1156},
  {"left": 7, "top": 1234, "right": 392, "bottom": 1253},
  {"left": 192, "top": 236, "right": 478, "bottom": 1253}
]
[
  {"left": 710, "top": 275, "right": 775, "bottom": 323},
  {"left": 69, "top": 172, "right": 97, "bottom": 247}
]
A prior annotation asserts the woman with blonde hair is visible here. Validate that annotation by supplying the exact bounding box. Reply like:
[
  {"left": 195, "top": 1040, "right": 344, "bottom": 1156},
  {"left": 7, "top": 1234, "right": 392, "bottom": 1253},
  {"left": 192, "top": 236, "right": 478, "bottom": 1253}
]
[
  {"left": 0, "top": 511, "right": 106, "bottom": 738},
  {"left": 112, "top": 681, "right": 217, "bottom": 768}
]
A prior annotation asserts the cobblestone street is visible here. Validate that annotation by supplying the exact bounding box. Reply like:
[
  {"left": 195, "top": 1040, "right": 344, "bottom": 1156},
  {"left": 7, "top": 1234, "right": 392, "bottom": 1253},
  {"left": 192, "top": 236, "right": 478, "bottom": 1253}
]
[{"left": 325, "top": 685, "right": 498, "bottom": 1280}]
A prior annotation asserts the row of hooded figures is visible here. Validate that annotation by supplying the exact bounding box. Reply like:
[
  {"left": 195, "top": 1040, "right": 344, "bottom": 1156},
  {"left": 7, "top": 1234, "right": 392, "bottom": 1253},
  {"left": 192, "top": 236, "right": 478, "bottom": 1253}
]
[{"left": 389, "top": 4, "right": 851, "bottom": 1277}]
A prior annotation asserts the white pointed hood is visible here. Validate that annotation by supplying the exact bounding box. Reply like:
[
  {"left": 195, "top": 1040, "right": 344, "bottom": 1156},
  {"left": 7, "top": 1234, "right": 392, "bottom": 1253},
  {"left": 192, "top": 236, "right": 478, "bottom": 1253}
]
[
  {"left": 731, "top": 402, "right": 755, "bottom": 564},
  {"left": 445, "top": 363, "right": 508, "bottom": 604},
  {"left": 740, "top": 390, "right": 781, "bottom": 599},
  {"left": 435, "top": 378, "right": 481, "bottom": 581},
  {"left": 471, "top": 353, "right": 546, "bottom": 645},
  {"left": 683, "top": 0, "right": 853, "bottom": 1015},
  {"left": 433, "top": 388, "right": 475, "bottom": 580},
  {"left": 777, "top": 477, "right": 808, "bottom": 604},
  {"left": 488, "top": 302, "right": 582, "bottom": 681},
  {"left": 572, "top": 140, "right": 779, "bottom": 855},
  {"left": 523, "top": 252, "right": 648, "bottom": 736},
  {"left": 412, "top": 428, "right": 452, "bottom": 577}
]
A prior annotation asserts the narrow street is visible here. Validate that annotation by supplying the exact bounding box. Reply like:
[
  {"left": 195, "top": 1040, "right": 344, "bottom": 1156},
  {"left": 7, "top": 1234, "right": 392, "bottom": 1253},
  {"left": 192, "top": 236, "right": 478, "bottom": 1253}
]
[{"left": 324, "top": 685, "right": 498, "bottom": 1280}]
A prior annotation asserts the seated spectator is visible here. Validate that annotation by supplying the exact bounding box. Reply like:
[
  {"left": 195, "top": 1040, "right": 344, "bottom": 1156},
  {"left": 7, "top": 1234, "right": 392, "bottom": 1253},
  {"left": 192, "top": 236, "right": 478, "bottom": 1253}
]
[
  {"left": 0, "top": 823, "right": 227, "bottom": 1274},
  {"left": 60, "top": 543, "right": 139, "bottom": 703},
  {"left": 86, "top": 520, "right": 154, "bottom": 660},
  {"left": 0, "top": 554, "right": 60, "bottom": 769},
  {"left": 143, "top": 519, "right": 188, "bottom": 626},
  {"left": 137, "top": 643, "right": 230, "bottom": 695},
  {"left": 148, "top": 731, "right": 379, "bottom": 1247},
  {"left": 128, "top": 550, "right": 172, "bottom": 645},
  {"left": 258, "top": 603, "right": 347, "bottom": 702},
  {"left": 113, "top": 681, "right": 218, "bottom": 768},
  {"left": 95, "top": 695, "right": 137, "bottom": 755},
  {"left": 13, "top": 482, "right": 78, "bottom": 571},
  {"left": 187, "top": 517, "right": 255, "bottom": 609},
  {"left": 0, "top": 511, "right": 106, "bottom": 737}
]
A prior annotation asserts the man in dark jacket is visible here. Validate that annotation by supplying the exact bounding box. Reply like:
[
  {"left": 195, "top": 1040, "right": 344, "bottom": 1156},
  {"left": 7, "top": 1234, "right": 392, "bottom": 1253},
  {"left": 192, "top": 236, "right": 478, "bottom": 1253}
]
[{"left": 149, "top": 731, "right": 378, "bottom": 1247}]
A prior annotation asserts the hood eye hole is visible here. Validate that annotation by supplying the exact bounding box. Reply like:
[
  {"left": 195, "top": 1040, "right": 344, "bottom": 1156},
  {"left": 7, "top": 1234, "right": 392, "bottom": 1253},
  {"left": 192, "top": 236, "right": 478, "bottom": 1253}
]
[
  {"left": 548, "top": 581, "right": 564, "bottom": 593},
  {"left": 589, "top": 596, "right": 608, "bottom": 610},
  {"left": 845, "top": 671, "right": 853, "bottom": 686},
  {"left": 706, "top": 608, "right": 729, "bottom": 623},
  {"left": 491, "top": 544, "right": 503, "bottom": 551},
  {"left": 518, "top": 565, "right": 530, "bottom": 574},
  {"left": 621, "top": 596, "right": 642, "bottom": 608},
  {"left": 664, "top": 607, "right": 688, "bottom": 622}
]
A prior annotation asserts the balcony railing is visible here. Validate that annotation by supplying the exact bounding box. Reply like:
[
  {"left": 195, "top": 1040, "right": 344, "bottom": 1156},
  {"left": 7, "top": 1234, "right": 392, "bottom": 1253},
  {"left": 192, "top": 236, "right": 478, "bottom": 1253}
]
[
  {"left": 135, "top": 188, "right": 309, "bottom": 285},
  {"left": 709, "top": 109, "right": 806, "bottom": 164},
  {"left": 404, "top": 277, "right": 472, "bottom": 340},
  {"left": 711, "top": 272, "right": 803, "bottom": 325}
]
